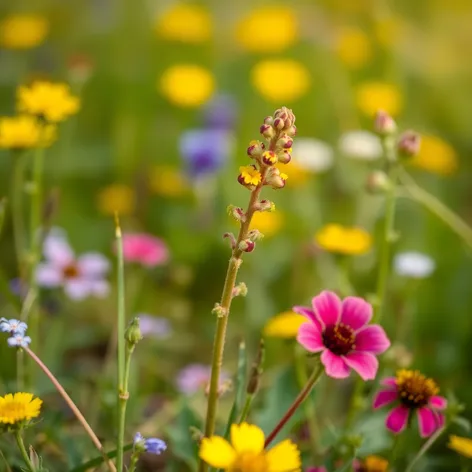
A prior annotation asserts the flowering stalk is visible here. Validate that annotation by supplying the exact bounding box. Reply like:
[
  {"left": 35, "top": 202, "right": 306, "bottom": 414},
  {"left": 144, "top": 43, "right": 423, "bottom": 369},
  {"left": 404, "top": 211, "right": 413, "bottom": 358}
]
[
  {"left": 265, "top": 360, "right": 323, "bottom": 448},
  {"left": 24, "top": 347, "right": 117, "bottom": 472},
  {"left": 199, "top": 108, "right": 295, "bottom": 472},
  {"left": 14, "top": 430, "right": 36, "bottom": 472},
  {"left": 405, "top": 427, "right": 446, "bottom": 472}
]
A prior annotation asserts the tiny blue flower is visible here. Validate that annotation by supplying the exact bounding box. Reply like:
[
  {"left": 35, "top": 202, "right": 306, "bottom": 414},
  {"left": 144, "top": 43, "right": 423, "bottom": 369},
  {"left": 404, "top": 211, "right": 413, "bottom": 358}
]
[
  {"left": 133, "top": 432, "right": 144, "bottom": 446},
  {"left": 7, "top": 333, "right": 32, "bottom": 348},
  {"left": 0, "top": 318, "right": 28, "bottom": 335},
  {"left": 133, "top": 432, "right": 166, "bottom": 455}
]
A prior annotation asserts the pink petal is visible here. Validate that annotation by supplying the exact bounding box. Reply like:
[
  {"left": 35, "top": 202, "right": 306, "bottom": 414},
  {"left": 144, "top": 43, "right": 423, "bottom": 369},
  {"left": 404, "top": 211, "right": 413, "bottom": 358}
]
[
  {"left": 381, "top": 377, "right": 397, "bottom": 388},
  {"left": 36, "top": 264, "right": 63, "bottom": 287},
  {"left": 64, "top": 279, "right": 92, "bottom": 300},
  {"left": 297, "top": 323, "right": 324, "bottom": 353},
  {"left": 78, "top": 253, "right": 110, "bottom": 275},
  {"left": 344, "top": 351, "right": 379, "bottom": 380},
  {"left": 435, "top": 412, "right": 445, "bottom": 429},
  {"left": 293, "top": 306, "right": 322, "bottom": 330},
  {"left": 373, "top": 390, "right": 398, "bottom": 409},
  {"left": 429, "top": 396, "right": 447, "bottom": 410},
  {"left": 43, "top": 235, "right": 74, "bottom": 267},
  {"left": 341, "top": 296, "right": 373, "bottom": 330},
  {"left": 386, "top": 405, "right": 409, "bottom": 434},
  {"left": 90, "top": 280, "right": 110, "bottom": 298},
  {"left": 312, "top": 291, "right": 342, "bottom": 327},
  {"left": 417, "top": 407, "right": 438, "bottom": 437},
  {"left": 321, "top": 350, "right": 350, "bottom": 379},
  {"left": 355, "top": 325, "right": 390, "bottom": 354}
]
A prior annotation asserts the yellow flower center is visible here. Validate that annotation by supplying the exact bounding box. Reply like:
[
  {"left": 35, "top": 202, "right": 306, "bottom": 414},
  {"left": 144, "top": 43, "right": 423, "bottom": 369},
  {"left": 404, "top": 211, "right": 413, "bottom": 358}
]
[
  {"left": 230, "top": 452, "right": 268, "bottom": 472},
  {"left": 239, "top": 166, "right": 262, "bottom": 186},
  {"left": 395, "top": 370, "right": 439, "bottom": 409}
]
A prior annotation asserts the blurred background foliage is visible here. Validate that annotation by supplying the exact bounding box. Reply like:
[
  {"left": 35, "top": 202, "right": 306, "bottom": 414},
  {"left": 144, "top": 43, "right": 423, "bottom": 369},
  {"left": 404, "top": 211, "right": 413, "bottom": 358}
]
[{"left": 1, "top": 0, "right": 472, "bottom": 470}]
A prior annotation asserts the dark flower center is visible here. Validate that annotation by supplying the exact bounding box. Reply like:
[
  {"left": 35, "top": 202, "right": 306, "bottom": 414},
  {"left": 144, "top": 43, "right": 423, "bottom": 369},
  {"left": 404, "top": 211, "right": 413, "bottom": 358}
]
[
  {"left": 322, "top": 323, "right": 356, "bottom": 356},
  {"left": 63, "top": 263, "right": 79, "bottom": 279},
  {"left": 396, "top": 369, "right": 439, "bottom": 409}
]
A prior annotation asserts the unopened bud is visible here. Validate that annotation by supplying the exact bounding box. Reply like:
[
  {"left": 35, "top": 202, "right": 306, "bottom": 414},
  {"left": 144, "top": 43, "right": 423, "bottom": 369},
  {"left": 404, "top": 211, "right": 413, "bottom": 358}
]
[
  {"left": 274, "top": 107, "right": 295, "bottom": 129},
  {"left": 247, "top": 339, "right": 265, "bottom": 395},
  {"left": 276, "top": 134, "right": 294, "bottom": 150},
  {"left": 365, "top": 171, "right": 390, "bottom": 194},
  {"left": 277, "top": 149, "right": 292, "bottom": 164},
  {"left": 189, "top": 427, "right": 204, "bottom": 444},
  {"left": 374, "top": 110, "right": 397, "bottom": 136},
  {"left": 227, "top": 205, "right": 246, "bottom": 222},
  {"left": 239, "top": 240, "right": 255, "bottom": 253},
  {"left": 286, "top": 125, "right": 297, "bottom": 137},
  {"left": 232, "top": 282, "right": 248, "bottom": 298},
  {"left": 261, "top": 150, "right": 277, "bottom": 166},
  {"left": 212, "top": 303, "right": 227, "bottom": 318},
  {"left": 125, "top": 317, "right": 142, "bottom": 348},
  {"left": 247, "top": 229, "right": 264, "bottom": 241},
  {"left": 260, "top": 124, "right": 275, "bottom": 139},
  {"left": 273, "top": 118, "right": 285, "bottom": 130},
  {"left": 223, "top": 232, "right": 237, "bottom": 249},
  {"left": 397, "top": 131, "right": 421, "bottom": 158},
  {"left": 247, "top": 140, "right": 265, "bottom": 159},
  {"left": 255, "top": 199, "right": 275, "bottom": 212},
  {"left": 264, "top": 167, "right": 287, "bottom": 189},
  {"left": 67, "top": 53, "right": 94, "bottom": 85},
  {"left": 29, "top": 447, "right": 41, "bottom": 470},
  {"left": 263, "top": 116, "right": 274, "bottom": 126},
  {"left": 205, "top": 379, "right": 232, "bottom": 397}
]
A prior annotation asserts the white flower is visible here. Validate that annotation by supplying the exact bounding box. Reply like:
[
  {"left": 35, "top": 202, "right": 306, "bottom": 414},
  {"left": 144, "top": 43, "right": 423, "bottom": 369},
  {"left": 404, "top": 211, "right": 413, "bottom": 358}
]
[
  {"left": 291, "top": 137, "right": 334, "bottom": 172},
  {"left": 339, "top": 130, "right": 383, "bottom": 161},
  {"left": 394, "top": 251, "right": 436, "bottom": 279},
  {"left": 137, "top": 314, "right": 172, "bottom": 339},
  {"left": 36, "top": 231, "right": 110, "bottom": 300}
]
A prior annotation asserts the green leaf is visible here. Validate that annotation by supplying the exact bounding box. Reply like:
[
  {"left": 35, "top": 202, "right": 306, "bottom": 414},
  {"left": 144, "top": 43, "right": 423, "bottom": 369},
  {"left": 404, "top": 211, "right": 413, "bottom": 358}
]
[
  {"left": 68, "top": 444, "right": 132, "bottom": 472},
  {"left": 0, "top": 198, "right": 6, "bottom": 237},
  {"left": 452, "top": 416, "right": 471, "bottom": 432},
  {"left": 223, "top": 340, "right": 248, "bottom": 439}
]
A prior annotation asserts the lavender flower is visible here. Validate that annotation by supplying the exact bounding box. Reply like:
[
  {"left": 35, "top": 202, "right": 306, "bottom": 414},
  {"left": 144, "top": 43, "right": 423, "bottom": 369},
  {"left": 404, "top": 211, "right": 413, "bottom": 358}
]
[
  {"left": 133, "top": 432, "right": 167, "bottom": 455},
  {"left": 137, "top": 314, "right": 172, "bottom": 339},
  {"left": 0, "top": 318, "right": 28, "bottom": 335},
  {"left": 7, "top": 333, "right": 32, "bottom": 348},
  {"left": 176, "top": 363, "right": 229, "bottom": 395},
  {"left": 202, "top": 94, "right": 237, "bottom": 130}
]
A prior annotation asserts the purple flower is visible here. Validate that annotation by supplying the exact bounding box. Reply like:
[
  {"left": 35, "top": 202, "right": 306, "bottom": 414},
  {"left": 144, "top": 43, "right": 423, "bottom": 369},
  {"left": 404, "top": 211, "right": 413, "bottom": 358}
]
[
  {"left": 176, "top": 364, "right": 229, "bottom": 395},
  {"left": 202, "top": 94, "right": 237, "bottom": 130},
  {"left": 180, "top": 129, "right": 234, "bottom": 178},
  {"left": 133, "top": 432, "right": 167, "bottom": 455},
  {"left": 7, "top": 333, "right": 31, "bottom": 348},
  {"left": 137, "top": 314, "right": 172, "bottom": 339},
  {"left": 36, "top": 231, "right": 110, "bottom": 300},
  {"left": 0, "top": 318, "right": 27, "bottom": 335}
]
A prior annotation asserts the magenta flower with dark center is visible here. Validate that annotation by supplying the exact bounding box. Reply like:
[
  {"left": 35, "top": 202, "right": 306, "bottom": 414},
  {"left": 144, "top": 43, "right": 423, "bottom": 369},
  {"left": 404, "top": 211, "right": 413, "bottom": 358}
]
[{"left": 295, "top": 291, "right": 390, "bottom": 380}]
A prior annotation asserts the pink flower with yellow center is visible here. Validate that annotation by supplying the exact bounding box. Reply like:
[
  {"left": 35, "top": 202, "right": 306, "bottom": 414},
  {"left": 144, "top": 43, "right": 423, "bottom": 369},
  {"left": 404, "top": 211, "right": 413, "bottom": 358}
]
[{"left": 295, "top": 291, "right": 390, "bottom": 380}]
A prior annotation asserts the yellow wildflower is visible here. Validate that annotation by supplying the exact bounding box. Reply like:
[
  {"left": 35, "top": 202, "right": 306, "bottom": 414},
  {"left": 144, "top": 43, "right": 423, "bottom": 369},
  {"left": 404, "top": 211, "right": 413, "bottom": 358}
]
[
  {"left": 264, "top": 311, "right": 306, "bottom": 338},
  {"left": 97, "top": 184, "right": 135, "bottom": 216},
  {"left": 0, "top": 116, "right": 56, "bottom": 149},
  {"left": 0, "top": 392, "right": 42, "bottom": 425},
  {"left": 315, "top": 224, "right": 372, "bottom": 255},
  {"left": 155, "top": 4, "right": 212, "bottom": 43},
  {"left": 362, "top": 455, "right": 389, "bottom": 471},
  {"left": 355, "top": 81, "right": 403, "bottom": 117},
  {"left": 239, "top": 166, "right": 262, "bottom": 186},
  {"left": 250, "top": 211, "right": 284, "bottom": 238},
  {"left": 251, "top": 60, "right": 310, "bottom": 102},
  {"left": 17, "top": 81, "right": 80, "bottom": 123},
  {"left": 276, "top": 161, "right": 309, "bottom": 185},
  {"left": 235, "top": 6, "right": 298, "bottom": 53},
  {"left": 448, "top": 435, "right": 472, "bottom": 458},
  {"left": 159, "top": 64, "right": 214, "bottom": 107},
  {"left": 410, "top": 134, "right": 458, "bottom": 176},
  {"left": 0, "top": 15, "right": 48, "bottom": 49},
  {"left": 199, "top": 422, "right": 301, "bottom": 471},
  {"left": 149, "top": 165, "right": 189, "bottom": 197},
  {"left": 335, "top": 27, "right": 372, "bottom": 69}
]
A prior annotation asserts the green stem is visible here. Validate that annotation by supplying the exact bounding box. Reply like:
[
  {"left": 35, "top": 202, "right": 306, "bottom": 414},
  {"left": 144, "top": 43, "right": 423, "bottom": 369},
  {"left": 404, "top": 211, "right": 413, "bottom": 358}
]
[
  {"left": 115, "top": 217, "right": 127, "bottom": 472},
  {"left": 388, "top": 433, "right": 402, "bottom": 465},
  {"left": 128, "top": 451, "right": 140, "bottom": 472},
  {"left": 265, "top": 360, "right": 324, "bottom": 448},
  {"left": 17, "top": 349, "right": 24, "bottom": 391},
  {"left": 238, "top": 396, "right": 253, "bottom": 424},
  {"left": 294, "top": 345, "right": 320, "bottom": 457},
  {"left": 344, "top": 379, "right": 364, "bottom": 430},
  {"left": 14, "top": 430, "right": 35, "bottom": 472},
  {"left": 405, "top": 427, "right": 445, "bottom": 472}
]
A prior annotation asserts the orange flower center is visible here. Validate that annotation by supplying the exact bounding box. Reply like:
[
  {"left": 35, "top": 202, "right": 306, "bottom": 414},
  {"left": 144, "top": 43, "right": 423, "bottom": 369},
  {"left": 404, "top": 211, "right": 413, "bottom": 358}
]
[
  {"left": 396, "top": 370, "right": 439, "bottom": 408},
  {"left": 230, "top": 452, "right": 268, "bottom": 472},
  {"left": 63, "top": 263, "right": 80, "bottom": 279},
  {"left": 323, "top": 323, "right": 356, "bottom": 355}
]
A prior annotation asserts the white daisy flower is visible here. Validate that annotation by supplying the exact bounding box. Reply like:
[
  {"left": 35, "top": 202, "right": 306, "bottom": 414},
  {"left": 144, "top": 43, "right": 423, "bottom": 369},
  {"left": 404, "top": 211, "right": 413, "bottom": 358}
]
[
  {"left": 292, "top": 137, "right": 334, "bottom": 172},
  {"left": 339, "top": 130, "right": 383, "bottom": 161},
  {"left": 394, "top": 251, "right": 436, "bottom": 279}
]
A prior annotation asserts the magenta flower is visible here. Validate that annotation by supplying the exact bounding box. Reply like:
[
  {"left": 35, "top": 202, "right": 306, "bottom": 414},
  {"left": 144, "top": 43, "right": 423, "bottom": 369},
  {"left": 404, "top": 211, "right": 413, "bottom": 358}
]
[
  {"left": 36, "top": 231, "right": 110, "bottom": 300},
  {"left": 295, "top": 291, "right": 390, "bottom": 380},
  {"left": 373, "top": 370, "right": 447, "bottom": 437},
  {"left": 122, "top": 233, "right": 169, "bottom": 267}
]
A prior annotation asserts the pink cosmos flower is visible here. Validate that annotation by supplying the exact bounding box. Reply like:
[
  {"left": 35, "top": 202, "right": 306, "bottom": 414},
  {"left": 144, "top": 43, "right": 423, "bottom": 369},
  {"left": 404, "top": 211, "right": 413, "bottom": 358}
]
[
  {"left": 36, "top": 231, "right": 110, "bottom": 300},
  {"left": 295, "top": 291, "right": 390, "bottom": 380},
  {"left": 122, "top": 233, "right": 169, "bottom": 267},
  {"left": 373, "top": 370, "right": 447, "bottom": 438}
]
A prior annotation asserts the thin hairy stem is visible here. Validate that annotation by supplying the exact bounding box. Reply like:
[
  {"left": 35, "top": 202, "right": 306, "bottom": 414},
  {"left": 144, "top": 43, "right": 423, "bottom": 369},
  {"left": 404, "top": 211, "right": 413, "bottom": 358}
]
[{"left": 14, "top": 430, "right": 35, "bottom": 472}]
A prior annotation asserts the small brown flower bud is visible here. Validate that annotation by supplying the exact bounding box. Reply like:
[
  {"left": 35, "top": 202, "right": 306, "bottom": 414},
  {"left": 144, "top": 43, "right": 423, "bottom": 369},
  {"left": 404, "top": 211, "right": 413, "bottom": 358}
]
[
  {"left": 374, "top": 110, "right": 397, "bottom": 136},
  {"left": 247, "top": 229, "right": 264, "bottom": 241},
  {"left": 365, "top": 171, "right": 390, "bottom": 194},
  {"left": 273, "top": 118, "right": 285, "bottom": 130},
  {"left": 125, "top": 317, "right": 142, "bottom": 348},
  {"left": 227, "top": 205, "right": 246, "bottom": 222},
  {"left": 261, "top": 150, "right": 277, "bottom": 166},
  {"left": 276, "top": 134, "right": 293, "bottom": 150},
  {"left": 260, "top": 124, "right": 275, "bottom": 139},
  {"left": 255, "top": 199, "right": 275, "bottom": 212},
  {"left": 398, "top": 131, "right": 421, "bottom": 158},
  {"left": 239, "top": 239, "right": 255, "bottom": 253},
  {"left": 247, "top": 339, "right": 265, "bottom": 395},
  {"left": 277, "top": 149, "right": 291, "bottom": 164},
  {"left": 232, "top": 282, "right": 248, "bottom": 298},
  {"left": 247, "top": 140, "right": 265, "bottom": 159},
  {"left": 265, "top": 167, "right": 288, "bottom": 189},
  {"left": 286, "top": 125, "right": 297, "bottom": 137},
  {"left": 263, "top": 116, "right": 274, "bottom": 126}
]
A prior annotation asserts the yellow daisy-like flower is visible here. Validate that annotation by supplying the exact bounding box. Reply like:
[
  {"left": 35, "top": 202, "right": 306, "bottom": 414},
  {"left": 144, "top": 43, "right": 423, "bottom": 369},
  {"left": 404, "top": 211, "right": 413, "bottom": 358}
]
[
  {"left": 0, "top": 392, "right": 42, "bottom": 425},
  {"left": 239, "top": 165, "right": 262, "bottom": 186},
  {"left": 335, "top": 27, "right": 372, "bottom": 69},
  {"left": 0, "top": 115, "right": 56, "bottom": 150},
  {"left": 315, "top": 224, "right": 372, "bottom": 255},
  {"left": 250, "top": 211, "right": 284, "bottom": 238},
  {"left": 361, "top": 455, "right": 389, "bottom": 471},
  {"left": 409, "top": 134, "right": 458, "bottom": 176},
  {"left": 0, "top": 15, "right": 48, "bottom": 49},
  {"left": 149, "top": 165, "right": 189, "bottom": 197},
  {"left": 264, "top": 311, "right": 306, "bottom": 338},
  {"left": 199, "top": 422, "right": 301, "bottom": 471},
  {"left": 160, "top": 64, "right": 214, "bottom": 107},
  {"left": 251, "top": 60, "right": 310, "bottom": 102},
  {"left": 355, "top": 81, "right": 403, "bottom": 117},
  {"left": 448, "top": 435, "right": 472, "bottom": 458},
  {"left": 97, "top": 184, "right": 135, "bottom": 216},
  {"left": 17, "top": 81, "right": 80, "bottom": 123},
  {"left": 155, "top": 3, "right": 212, "bottom": 43},
  {"left": 235, "top": 6, "right": 298, "bottom": 53}
]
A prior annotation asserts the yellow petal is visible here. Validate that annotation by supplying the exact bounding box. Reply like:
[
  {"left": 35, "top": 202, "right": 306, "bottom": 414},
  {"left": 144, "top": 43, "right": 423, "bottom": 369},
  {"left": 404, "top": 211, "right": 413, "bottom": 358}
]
[
  {"left": 199, "top": 436, "right": 236, "bottom": 468},
  {"left": 448, "top": 435, "right": 472, "bottom": 458},
  {"left": 230, "top": 423, "right": 265, "bottom": 455},
  {"left": 266, "top": 439, "right": 301, "bottom": 472}
]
